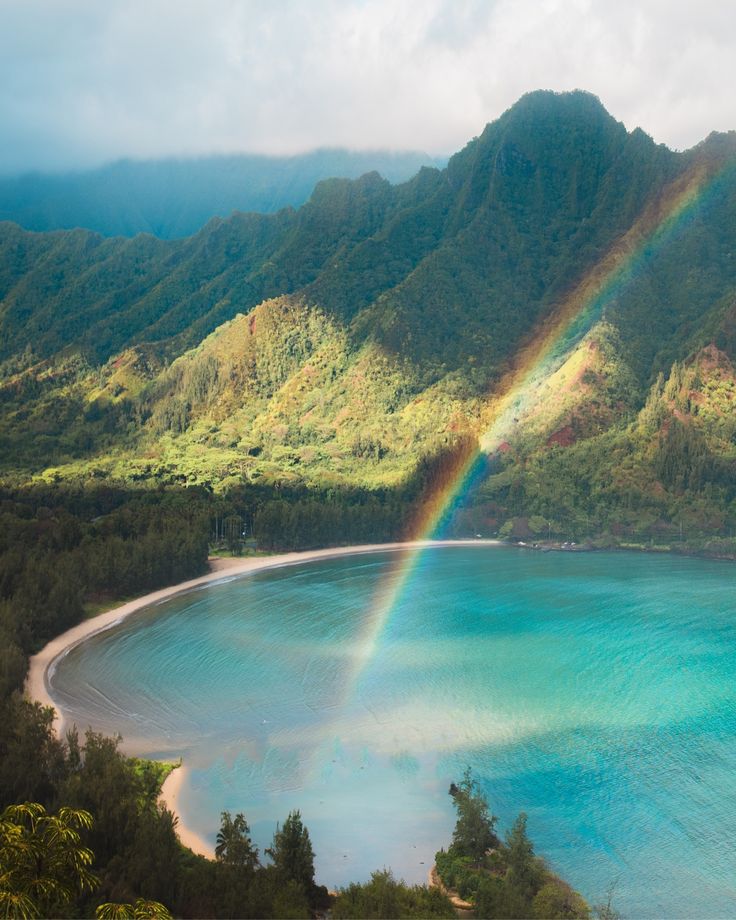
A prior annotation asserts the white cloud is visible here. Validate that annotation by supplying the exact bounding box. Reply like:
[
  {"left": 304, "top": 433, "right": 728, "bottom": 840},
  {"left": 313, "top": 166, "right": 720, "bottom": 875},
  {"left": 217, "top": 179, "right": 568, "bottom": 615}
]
[{"left": 0, "top": 0, "right": 734, "bottom": 172}]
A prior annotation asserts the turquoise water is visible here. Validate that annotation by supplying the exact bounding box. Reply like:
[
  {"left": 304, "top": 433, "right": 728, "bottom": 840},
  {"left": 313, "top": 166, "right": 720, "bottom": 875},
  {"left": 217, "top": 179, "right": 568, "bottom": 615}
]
[{"left": 50, "top": 546, "right": 736, "bottom": 916}]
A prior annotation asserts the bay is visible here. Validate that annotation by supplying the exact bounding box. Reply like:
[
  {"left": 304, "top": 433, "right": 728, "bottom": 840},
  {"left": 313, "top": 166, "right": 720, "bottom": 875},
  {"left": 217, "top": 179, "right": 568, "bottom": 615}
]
[{"left": 49, "top": 546, "right": 736, "bottom": 916}]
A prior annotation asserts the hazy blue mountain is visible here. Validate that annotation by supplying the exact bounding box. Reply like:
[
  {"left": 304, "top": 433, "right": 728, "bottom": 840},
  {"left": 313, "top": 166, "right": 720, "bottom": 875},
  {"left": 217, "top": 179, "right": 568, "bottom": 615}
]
[{"left": 0, "top": 148, "right": 440, "bottom": 239}]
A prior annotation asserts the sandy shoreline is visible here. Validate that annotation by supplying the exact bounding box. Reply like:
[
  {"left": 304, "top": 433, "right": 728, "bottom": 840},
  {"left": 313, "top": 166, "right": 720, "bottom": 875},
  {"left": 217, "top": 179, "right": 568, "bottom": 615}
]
[
  {"left": 159, "top": 765, "right": 214, "bottom": 857},
  {"left": 26, "top": 538, "right": 499, "bottom": 859}
]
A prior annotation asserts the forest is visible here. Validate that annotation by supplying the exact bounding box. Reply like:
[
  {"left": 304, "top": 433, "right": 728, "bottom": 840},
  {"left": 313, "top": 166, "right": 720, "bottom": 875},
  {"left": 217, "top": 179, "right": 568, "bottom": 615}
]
[
  {"left": 0, "top": 93, "right": 734, "bottom": 557},
  {"left": 1, "top": 89, "right": 735, "bottom": 916}
]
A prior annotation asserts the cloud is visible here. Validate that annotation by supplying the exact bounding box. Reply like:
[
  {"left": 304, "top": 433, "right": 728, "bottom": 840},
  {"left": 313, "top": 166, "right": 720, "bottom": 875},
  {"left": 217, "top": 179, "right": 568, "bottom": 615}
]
[{"left": 0, "top": 0, "right": 733, "bottom": 172}]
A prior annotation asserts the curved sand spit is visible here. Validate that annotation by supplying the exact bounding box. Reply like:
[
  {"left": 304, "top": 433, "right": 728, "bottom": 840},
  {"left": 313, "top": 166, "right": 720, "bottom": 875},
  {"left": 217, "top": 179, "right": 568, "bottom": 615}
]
[{"left": 26, "top": 538, "right": 500, "bottom": 859}]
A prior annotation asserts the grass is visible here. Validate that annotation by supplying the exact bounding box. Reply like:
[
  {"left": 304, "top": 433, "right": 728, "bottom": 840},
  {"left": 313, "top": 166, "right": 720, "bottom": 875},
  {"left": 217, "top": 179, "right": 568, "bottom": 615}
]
[
  {"left": 129, "top": 757, "right": 180, "bottom": 804},
  {"left": 82, "top": 595, "right": 139, "bottom": 619}
]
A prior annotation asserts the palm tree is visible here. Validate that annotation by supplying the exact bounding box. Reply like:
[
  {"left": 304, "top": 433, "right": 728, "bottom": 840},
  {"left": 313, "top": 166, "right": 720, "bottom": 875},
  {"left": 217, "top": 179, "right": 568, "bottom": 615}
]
[
  {"left": 215, "top": 811, "right": 259, "bottom": 871},
  {"left": 96, "top": 897, "right": 173, "bottom": 919},
  {"left": 0, "top": 802, "right": 98, "bottom": 918}
]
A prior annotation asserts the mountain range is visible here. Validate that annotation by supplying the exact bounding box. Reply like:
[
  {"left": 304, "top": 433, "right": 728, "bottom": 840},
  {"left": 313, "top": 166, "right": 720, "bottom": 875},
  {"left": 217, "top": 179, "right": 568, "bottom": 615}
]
[
  {"left": 1, "top": 89, "right": 735, "bottom": 545},
  {"left": 0, "top": 149, "right": 438, "bottom": 239}
]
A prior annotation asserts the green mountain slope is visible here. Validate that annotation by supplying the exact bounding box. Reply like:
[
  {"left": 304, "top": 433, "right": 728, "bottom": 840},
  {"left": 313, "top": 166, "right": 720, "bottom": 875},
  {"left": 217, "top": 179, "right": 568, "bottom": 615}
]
[{"left": 1, "top": 90, "right": 735, "bottom": 544}]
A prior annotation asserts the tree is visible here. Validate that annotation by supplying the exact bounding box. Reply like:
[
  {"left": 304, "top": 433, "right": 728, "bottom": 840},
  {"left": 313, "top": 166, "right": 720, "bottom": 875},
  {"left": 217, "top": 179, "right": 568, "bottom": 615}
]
[
  {"left": 449, "top": 768, "right": 499, "bottom": 863},
  {"left": 332, "top": 869, "right": 455, "bottom": 919},
  {"left": 532, "top": 878, "right": 591, "bottom": 919},
  {"left": 0, "top": 698, "right": 67, "bottom": 809},
  {"left": 474, "top": 875, "right": 528, "bottom": 920},
  {"left": 215, "top": 811, "right": 259, "bottom": 871},
  {"left": 505, "top": 812, "right": 541, "bottom": 902},
  {"left": 57, "top": 731, "right": 141, "bottom": 868},
  {"left": 96, "top": 898, "right": 173, "bottom": 919},
  {"left": 266, "top": 810, "right": 315, "bottom": 892},
  {"left": 0, "top": 802, "right": 97, "bottom": 918}
]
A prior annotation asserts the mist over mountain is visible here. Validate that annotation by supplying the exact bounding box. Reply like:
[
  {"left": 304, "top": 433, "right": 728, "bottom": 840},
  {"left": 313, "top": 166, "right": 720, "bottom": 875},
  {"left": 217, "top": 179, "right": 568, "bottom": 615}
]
[
  {"left": 0, "top": 148, "right": 440, "bottom": 239},
  {"left": 1, "top": 89, "right": 735, "bottom": 544}
]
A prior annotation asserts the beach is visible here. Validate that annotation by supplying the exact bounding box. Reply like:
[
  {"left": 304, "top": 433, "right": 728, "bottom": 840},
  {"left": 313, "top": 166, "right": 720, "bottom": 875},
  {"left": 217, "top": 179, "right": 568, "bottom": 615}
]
[
  {"left": 26, "top": 538, "right": 499, "bottom": 858},
  {"left": 159, "top": 765, "right": 214, "bottom": 857}
]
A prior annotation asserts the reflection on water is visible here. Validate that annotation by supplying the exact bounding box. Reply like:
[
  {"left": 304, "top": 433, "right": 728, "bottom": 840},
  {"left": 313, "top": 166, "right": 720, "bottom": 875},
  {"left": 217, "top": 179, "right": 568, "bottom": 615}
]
[{"left": 50, "top": 546, "right": 736, "bottom": 916}]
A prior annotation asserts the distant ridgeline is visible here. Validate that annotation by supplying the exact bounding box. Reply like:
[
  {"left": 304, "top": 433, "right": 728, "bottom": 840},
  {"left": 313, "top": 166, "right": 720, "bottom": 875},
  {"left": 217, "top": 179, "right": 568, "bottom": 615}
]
[
  {"left": 1, "top": 89, "right": 736, "bottom": 549},
  {"left": 0, "top": 148, "right": 439, "bottom": 239}
]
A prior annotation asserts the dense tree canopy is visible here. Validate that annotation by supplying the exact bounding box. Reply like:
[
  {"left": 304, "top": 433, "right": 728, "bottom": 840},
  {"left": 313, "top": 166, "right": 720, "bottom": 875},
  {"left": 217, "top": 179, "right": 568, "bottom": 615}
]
[
  {"left": 437, "top": 771, "right": 591, "bottom": 919},
  {"left": 0, "top": 802, "right": 97, "bottom": 918}
]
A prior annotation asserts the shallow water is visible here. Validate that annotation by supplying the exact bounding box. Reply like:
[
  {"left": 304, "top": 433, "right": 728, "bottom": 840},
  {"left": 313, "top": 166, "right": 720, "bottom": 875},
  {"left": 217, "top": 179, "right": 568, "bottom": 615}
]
[{"left": 50, "top": 546, "right": 736, "bottom": 916}]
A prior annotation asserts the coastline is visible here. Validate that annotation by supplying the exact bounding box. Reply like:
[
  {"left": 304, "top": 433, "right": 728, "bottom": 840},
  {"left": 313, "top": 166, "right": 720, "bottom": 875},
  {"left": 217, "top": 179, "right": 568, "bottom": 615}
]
[
  {"left": 25, "top": 537, "right": 500, "bottom": 859},
  {"left": 159, "top": 765, "right": 214, "bottom": 858}
]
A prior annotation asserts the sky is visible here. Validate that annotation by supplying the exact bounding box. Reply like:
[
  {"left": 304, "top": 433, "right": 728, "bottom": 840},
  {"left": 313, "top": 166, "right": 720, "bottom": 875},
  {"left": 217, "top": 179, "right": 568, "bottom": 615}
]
[{"left": 1, "top": 0, "right": 734, "bottom": 174}]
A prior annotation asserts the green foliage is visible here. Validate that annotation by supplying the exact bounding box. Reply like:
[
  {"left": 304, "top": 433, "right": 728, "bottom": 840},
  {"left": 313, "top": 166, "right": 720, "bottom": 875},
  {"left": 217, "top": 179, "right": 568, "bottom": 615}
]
[
  {"left": 437, "top": 773, "right": 590, "bottom": 919},
  {"left": 95, "top": 897, "right": 172, "bottom": 920},
  {"left": 449, "top": 767, "right": 499, "bottom": 862},
  {"left": 0, "top": 802, "right": 97, "bottom": 918},
  {"left": 128, "top": 760, "right": 176, "bottom": 806},
  {"left": 265, "top": 810, "right": 315, "bottom": 893},
  {"left": 0, "top": 698, "right": 67, "bottom": 809},
  {"left": 332, "top": 869, "right": 455, "bottom": 919},
  {"left": 498, "top": 520, "right": 514, "bottom": 539},
  {"left": 0, "top": 91, "right": 729, "bottom": 389},
  {"left": 0, "top": 91, "right": 727, "bottom": 920},
  {"left": 654, "top": 418, "right": 715, "bottom": 492},
  {"left": 59, "top": 731, "right": 160, "bottom": 871},
  {"left": 0, "top": 635, "right": 25, "bottom": 700},
  {"left": 434, "top": 849, "right": 480, "bottom": 900},
  {"left": 474, "top": 874, "right": 530, "bottom": 920},
  {"left": 505, "top": 813, "right": 542, "bottom": 903},
  {"left": 532, "top": 878, "right": 592, "bottom": 919},
  {"left": 0, "top": 704, "right": 593, "bottom": 919},
  {"left": 0, "top": 484, "right": 209, "bottom": 692},
  {"left": 0, "top": 727, "right": 314, "bottom": 918},
  {"left": 476, "top": 343, "right": 736, "bottom": 547},
  {"left": 1, "top": 94, "right": 735, "bottom": 534},
  {"left": 215, "top": 812, "right": 259, "bottom": 871}
]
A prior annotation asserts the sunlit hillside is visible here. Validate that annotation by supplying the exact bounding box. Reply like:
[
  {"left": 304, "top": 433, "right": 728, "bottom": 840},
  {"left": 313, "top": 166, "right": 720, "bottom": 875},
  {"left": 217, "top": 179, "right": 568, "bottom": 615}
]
[{"left": 1, "top": 90, "right": 735, "bottom": 543}]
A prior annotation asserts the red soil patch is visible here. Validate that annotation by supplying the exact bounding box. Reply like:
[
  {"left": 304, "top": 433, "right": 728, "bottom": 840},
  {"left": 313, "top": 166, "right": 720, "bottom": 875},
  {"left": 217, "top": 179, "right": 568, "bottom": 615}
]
[
  {"left": 695, "top": 343, "right": 733, "bottom": 373},
  {"left": 546, "top": 425, "right": 577, "bottom": 447}
]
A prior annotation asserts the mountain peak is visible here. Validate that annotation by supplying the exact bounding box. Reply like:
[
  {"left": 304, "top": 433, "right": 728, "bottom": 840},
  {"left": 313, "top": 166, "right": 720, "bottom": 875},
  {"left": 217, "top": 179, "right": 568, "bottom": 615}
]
[
  {"left": 508, "top": 88, "right": 609, "bottom": 116},
  {"left": 491, "top": 89, "right": 622, "bottom": 142}
]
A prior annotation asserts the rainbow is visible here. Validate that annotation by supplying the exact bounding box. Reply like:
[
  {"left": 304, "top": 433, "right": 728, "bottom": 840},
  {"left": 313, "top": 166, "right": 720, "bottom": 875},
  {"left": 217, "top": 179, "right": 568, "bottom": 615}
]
[{"left": 345, "top": 149, "right": 736, "bottom": 700}]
